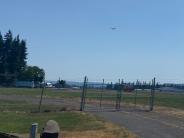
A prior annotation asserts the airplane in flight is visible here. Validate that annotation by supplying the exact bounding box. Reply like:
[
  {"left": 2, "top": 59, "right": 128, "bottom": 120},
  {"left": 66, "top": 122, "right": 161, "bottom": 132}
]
[{"left": 110, "top": 27, "right": 117, "bottom": 30}]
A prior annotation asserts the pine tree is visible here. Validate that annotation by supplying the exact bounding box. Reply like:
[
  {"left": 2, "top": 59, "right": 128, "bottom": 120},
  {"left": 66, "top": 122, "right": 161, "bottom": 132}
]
[
  {"left": 19, "top": 39, "right": 27, "bottom": 72},
  {"left": 0, "top": 32, "right": 4, "bottom": 83},
  {"left": 0, "top": 30, "right": 28, "bottom": 85}
]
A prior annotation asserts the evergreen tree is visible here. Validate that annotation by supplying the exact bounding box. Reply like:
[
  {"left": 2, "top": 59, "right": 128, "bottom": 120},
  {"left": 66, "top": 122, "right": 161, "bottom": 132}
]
[
  {"left": 2, "top": 31, "right": 13, "bottom": 84},
  {"left": 0, "top": 32, "right": 4, "bottom": 82},
  {"left": 19, "top": 39, "right": 27, "bottom": 72},
  {"left": 0, "top": 30, "right": 46, "bottom": 86},
  {"left": 18, "top": 66, "right": 45, "bottom": 83},
  {"left": 0, "top": 30, "right": 27, "bottom": 85}
]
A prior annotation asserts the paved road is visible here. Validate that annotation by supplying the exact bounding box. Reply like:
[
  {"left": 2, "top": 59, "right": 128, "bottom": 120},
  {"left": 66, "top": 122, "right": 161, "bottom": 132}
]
[{"left": 90, "top": 109, "right": 184, "bottom": 138}]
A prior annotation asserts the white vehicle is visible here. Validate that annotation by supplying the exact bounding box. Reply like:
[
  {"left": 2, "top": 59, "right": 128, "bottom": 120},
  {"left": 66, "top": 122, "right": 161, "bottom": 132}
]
[{"left": 46, "top": 82, "right": 53, "bottom": 88}]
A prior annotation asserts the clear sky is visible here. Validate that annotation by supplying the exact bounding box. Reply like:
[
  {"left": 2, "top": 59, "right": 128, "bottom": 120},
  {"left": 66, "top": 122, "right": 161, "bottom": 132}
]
[{"left": 0, "top": 0, "right": 184, "bottom": 83}]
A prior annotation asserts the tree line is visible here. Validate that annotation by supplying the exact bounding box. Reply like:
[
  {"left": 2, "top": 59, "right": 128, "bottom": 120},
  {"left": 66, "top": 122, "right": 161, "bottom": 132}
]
[
  {"left": 0, "top": 30, "right": 45, "bottom": 86},
  {"left": 106, "top": 80, "right": 184, "bottom": 91},
  {"left": 106, "top": 80, "right": 159, "bottom": 91}
]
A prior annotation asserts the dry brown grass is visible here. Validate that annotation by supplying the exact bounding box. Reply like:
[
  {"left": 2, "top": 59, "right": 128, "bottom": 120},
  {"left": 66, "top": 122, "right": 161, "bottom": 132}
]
[
  {"left": 61, "top": 122, "right": 137, "bottom": 138},
  {"left": 154, "top": 106, "right": 184, "bottom": 118}
]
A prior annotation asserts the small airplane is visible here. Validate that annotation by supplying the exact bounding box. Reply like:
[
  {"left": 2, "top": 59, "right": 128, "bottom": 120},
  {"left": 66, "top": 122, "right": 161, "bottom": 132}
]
[{"left": 110, "top": 27, "right": 117, "bottom": 30}]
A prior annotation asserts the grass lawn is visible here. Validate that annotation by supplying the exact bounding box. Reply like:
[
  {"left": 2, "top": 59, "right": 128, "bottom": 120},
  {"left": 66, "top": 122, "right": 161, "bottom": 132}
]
[
  {"left": 154, "top": 92, "right": 184, "bottom": 109},
  {"left": 0, "top": 88, "right": 184, "bottom": 110},
  {"left": 0, "top": 111, "right": 137, "bottom": 138},
  {"left": 0, "top": 88, "right": 182, "bottom": 138},
  {"left": 0, "top": 108, "right": 137, "bottom": 138},
  {"left": 0, "top": 112, "right": 104, "bottom": 133},
  {"left": 0, "top": 88, "right": 182, "bottom": 137},
  {"left": 0, "top": 100, "right": 66, "bottom": 112},
  {"left": 0, "top": 88, "right": 138, "bottom": 138}
]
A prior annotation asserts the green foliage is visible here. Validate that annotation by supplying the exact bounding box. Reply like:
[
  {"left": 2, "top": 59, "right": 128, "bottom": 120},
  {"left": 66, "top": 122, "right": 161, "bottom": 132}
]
[
  {"left": 56, "top": 78, "right": 66, "bottom": 88},
  {"left": 18, "top": 66, "right": 45, "bottom": 83},
  {"left": 0, "top": 30, "right": 27, "bottom": 85},
  {"left": 0, "top": 30, "right": 45, "bottom": 85},
  {"left": 106, "top": 82, "right": 113, "bottom": 89}
]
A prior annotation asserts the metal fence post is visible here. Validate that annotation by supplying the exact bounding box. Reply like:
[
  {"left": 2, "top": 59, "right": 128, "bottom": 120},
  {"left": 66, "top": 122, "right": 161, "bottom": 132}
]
[
  {"left": 83, "top": 77, "right": 88, "bottom": 110},
  {"left": 39, "top": 81, "right": 45, "bottom": 112},
  {"left": 80, "top": 76, "right": 87, "bottom": 111},
  {"left": 119, "top": 79, "right": 123, "bottom": 109},
  {"left": 30, "top": 123, "right": 38, "bottom": 138},
  {"left": 150, "top": 77, "right": 155, "bottom": 111},
  {"left": 115, "top": 79, "right": 122, "bottom": 110},
  {"left": 134, "top": 89, "right": 138, "bottom": 107},
  {"left": 99, "top": 79, "right": 104, "bottom": 108}
]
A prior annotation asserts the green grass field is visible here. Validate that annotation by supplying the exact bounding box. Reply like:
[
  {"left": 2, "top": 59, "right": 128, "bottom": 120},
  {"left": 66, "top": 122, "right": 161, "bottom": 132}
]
[
  {"left": 154, "top": 92, "right": 184, "bottom": 109},
  {"left": 0, "top": 87, "right": 182, "bottom": 137},
  {"left": 0, "top": 112, "right": 104, "bottom": 133},
  {"left": 0, "top": 88, "right": 184, "bottom": 110},
  {"left": 0, "top": 99, "right": 104, "bottom": 134},
  {"left": 0, "top": 88, "right": 138, "bottom": 137},
  {"left": 0, "top": 96, "right": 104, "bottom": 135}
]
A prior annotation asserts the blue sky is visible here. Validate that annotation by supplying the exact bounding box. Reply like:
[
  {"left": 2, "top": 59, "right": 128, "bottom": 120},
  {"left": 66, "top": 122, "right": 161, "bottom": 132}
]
[{"left": 0, "top": 0, "right": 184, "bottom": 83}]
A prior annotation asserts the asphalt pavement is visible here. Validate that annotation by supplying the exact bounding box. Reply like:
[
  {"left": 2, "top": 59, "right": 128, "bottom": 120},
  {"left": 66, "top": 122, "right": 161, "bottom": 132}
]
[{"left": 90, "top": 109, "right": 184, "bottom": 138}]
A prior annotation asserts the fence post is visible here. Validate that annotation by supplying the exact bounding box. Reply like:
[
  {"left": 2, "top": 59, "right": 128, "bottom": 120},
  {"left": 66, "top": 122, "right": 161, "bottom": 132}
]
[
  {"left": 100, "top": 79, "right": 104, "bottom": 108},
  {"left": 150, "top": 77, "right": 155, "bottom": 111},
  {"left": 134, "top": 89, "right": 138, "bottom": 107},
  {"left": 83, "top": 77, "right": 88, "bottom": 110},
  {"left": 118, "top": 79, "right": 123, "bottom": 109},
  {"left": 80, "top": 76, "right": 87, "bottom": 111},
  {"left": 39, "top": 81, "right": 45, "bottom": 112},
  {"left": 115, "top": 79, "right": 122, "bottom": 110},
  {"left": 30, "top": 123, "right": 38, "bottom": 138}
]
